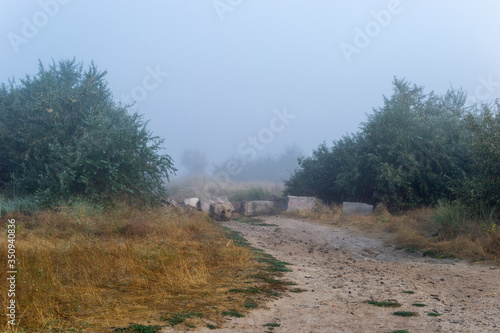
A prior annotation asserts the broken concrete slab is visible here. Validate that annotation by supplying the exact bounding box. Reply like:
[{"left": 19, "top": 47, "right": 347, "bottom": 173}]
[
  {"left": 266, "top": 195, "right": 288, "bottom": 212},
  {"left": 209, "top": 203, "right": 232, "bottom": 221},
  {"left": 199, "top": 196, "right": 234, "bottom": 212},
  {"left": 342, "top": 202, "right": 374, "bottom": 216},
  {"left": 183, "top": 198, "right": 201, "bottom": 210},
  {"left": 286, "top": 195, "right": 323, "bottom": 212},
  {"left": 241, "top": 200, "right": 276, "bottom": 216}
]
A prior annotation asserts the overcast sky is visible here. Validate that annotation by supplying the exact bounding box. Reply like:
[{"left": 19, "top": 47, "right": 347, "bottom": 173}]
[{"left": 1, "top": 0, "right": 499, "bottom": 174}]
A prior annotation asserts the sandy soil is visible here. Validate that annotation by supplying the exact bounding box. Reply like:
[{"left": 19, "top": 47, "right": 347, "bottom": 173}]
[{"left": 166, "top": 216, "right": 500, "bottom": 333}]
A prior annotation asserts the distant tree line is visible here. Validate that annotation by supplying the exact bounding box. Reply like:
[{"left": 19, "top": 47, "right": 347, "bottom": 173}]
[
  {"left": 212, "top": 145, "right": 302, "bottom": 183},
  {"left": 285, "top": 78, "right": 500, "bottom": 213},
  {"left": 0, "top": 59, "right": 176, "bottom": 206}
]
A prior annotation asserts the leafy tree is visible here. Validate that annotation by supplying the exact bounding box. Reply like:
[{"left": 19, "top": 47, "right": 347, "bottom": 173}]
[
  {"left": 0, "top": 59, "right": 176, "bottom": 205},
  {"left": 463, "top": 101, "right": 500, "bottom": 211},
  {"left": 285, "top": 78, "right": 482, "bottom": 212}
]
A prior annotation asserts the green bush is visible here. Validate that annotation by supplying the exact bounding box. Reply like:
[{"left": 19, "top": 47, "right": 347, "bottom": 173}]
[
  {"left": 432, "top": 201, "right": 497, "bottom": 240},
  {"left": 0, "top": 59, "right": 176, "bottom": 206},
  {"left": 0, "top": 195, "right": 39, "bottom": 215},
  {"left": 285, "top": 78, "right": 499, "bottom": 216}
]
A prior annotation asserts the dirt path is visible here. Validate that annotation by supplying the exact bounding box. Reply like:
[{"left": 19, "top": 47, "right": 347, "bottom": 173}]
[{"left": 177, "top": 217, "right": 499, "bottom": 332}]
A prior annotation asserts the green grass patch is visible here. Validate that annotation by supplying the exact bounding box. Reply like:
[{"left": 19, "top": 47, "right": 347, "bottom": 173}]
[
  {"left": 393, "top": 311, "right": 419, "bottom": 317},
  {"left": 0, "top": 195, "right": 40, "bottom": 215},
  {"left": 255, "top": 253, "right": 293, "bottom": 273},
  {"left": 427, "top": 312, "right": 442, "bottom": 317},
  {"left": 206, "top": 324, "right": 217, "bottom": 329},
  {"left": 364, "top": 299, "right": 402, "bottom": 308},
  {"left": 290, "top": 288, "right": 308, "bottom": 293},
  {"left": 112, "top": 324, "right": 164, "bottom": 333},
  {"left": 385, "top": 330, "right": 409, "bottom": 333},
  {"left": 222, "top": 310, "right": 244, "bottom": 318},
  {"left": 263, "top": 322, "right": 280, "bottom": 330},
  {"left": 233, "top": 216, "right": 278, "bottom": 227},
  {"left": 402, "top": 291, "right": 415, "bottom": 294},
  {"left": 244, "top": 298, "right": 258, "bottom": 308},
  {"left": 160, "top": 312, "right": 204, "bottom": 327},
  {"left": 412, "top": 303, "right": 427, "bottom": 307},
  {"left": 422, "top": 250, "right": 456, "bottom": 259}
]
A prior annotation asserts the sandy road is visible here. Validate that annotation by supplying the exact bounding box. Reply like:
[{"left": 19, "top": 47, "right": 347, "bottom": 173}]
[{"left": 178, "top": 216, "right": 500, "bottom": 333}]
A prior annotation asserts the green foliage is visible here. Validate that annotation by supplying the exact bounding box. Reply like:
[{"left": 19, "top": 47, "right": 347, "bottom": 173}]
[
  {"left": 364, "top": 299, "right": 402, "bottom": 308},
  {"left": 0, "top": 59, "right": 176, "bottom": 206},
  {"left": 285, "top": 78, "right": 498, "bottom": 215},
  {"left": 393, "top": 311, "right": 419, "bottom": 317},
  {"left": 221, "top": 310, "right": 244, "bottom": 318},
  {"left": 462, "top": 102, "right": 500, "bottom": 212},
  {"left": 112, "top": 324, "right": 164, "bottom": 333},
  {"left": 161, "top": 312, "right": 203, "bottom": 327},
  {"left": 432, "top": 200, "right": 496, "bottom": 240},
  {"left": 0, "top": 195, "right": 39, "bottom": 215}
]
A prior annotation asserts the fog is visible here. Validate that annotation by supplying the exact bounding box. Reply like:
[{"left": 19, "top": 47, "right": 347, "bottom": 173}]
[{"left": 2, "top": 0, "right": 499, "bottom": 177}]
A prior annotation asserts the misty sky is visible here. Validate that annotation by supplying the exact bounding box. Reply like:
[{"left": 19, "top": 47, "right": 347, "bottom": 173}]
[{"left": 2, "top": 1, "right": 500, "bottom": 175}]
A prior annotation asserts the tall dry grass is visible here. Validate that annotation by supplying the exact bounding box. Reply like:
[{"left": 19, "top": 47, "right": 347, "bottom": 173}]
[{"left": 1, "top": 204, "right": 258, "bottom": 331}]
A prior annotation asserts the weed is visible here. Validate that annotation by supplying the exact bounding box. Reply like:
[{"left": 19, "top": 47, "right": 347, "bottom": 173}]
[
  {"left": 244, "top": 299, "right": 258, "bottom": 308},
  {"left": 161, "top": 312, "right": 204, "bottom": 327},
  {"left": 234, "top": 216, "right": 278, "bottom": 227},
  {"left": 206, "top": 324, "right": 217, "bottom": 329},
  {"left": 385, "top": 330, "right": 409, "bottom": 333},
  {"left": 112, "top": 324, "right": 164, "bottom": 333},
  {"left": 393, "top": 311, "right": 419, "bottom": 317},
  {"left": 364, "top": 299, "right": 402, "bottom": 308},
  {"left": 0, "top": 195, "right": 40, "bottom": 215},
  {"left": 422, "top": 250, "right": 455, "bottom": 259},
  {"left": 412, "top": 303, "right": 427, "bottom": 307},
  {"left": 401, "top": 291, "right": 415, "bottom": 294},
  {"left": 222, "top": 310, "right": 244, "bottom": 318},
  {"left": 264, "top": 322, "right": 280, "bottom": 331},
  {"left": 290, "top": 288, "right": 308, "bottom": 293},
  {"left": 427, "top": 312, "right": 442, "bottom": 317}
]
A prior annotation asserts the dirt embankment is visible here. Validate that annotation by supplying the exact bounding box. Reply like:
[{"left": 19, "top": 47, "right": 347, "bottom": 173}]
[{"left": 169, "top": 217, "right": 500, "bottom": 333}]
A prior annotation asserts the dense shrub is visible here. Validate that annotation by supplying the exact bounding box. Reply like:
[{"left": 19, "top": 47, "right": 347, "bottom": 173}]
[
  {"left": 0, "top": 59, "right": 176, "bottom": 206},
  {"left": 285, "top": 78, "right": 499, "bottom": 214}
]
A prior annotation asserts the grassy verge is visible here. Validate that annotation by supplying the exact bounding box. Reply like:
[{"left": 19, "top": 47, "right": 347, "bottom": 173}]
[
  {"left": 285, "top": 202, "right": 499, "bottom": 262},
  {"left": 0, "top": 203, "right": 292, "bottom": 332}
]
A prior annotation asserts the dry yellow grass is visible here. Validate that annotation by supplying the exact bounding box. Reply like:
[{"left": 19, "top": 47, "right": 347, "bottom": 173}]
[{"left": 0, "top": 204, "right": 264, "bottom": 332}]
